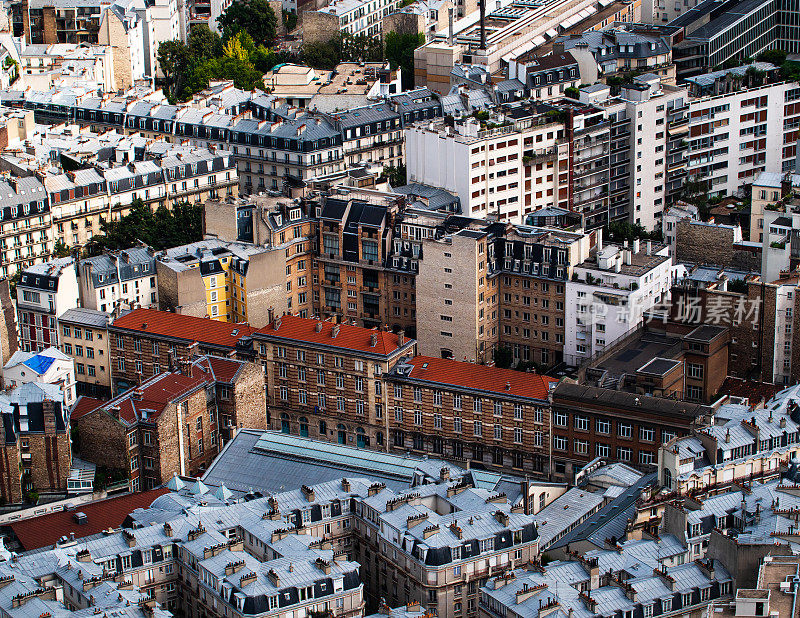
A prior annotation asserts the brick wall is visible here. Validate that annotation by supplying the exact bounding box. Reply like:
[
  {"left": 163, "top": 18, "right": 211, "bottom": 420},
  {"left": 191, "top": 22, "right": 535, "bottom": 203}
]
[
  {"left": 75, "top": 408, "right": 128, "bottom": 471},
  {"left": 675, "top": 220, "right": 735, "bottom": 267}
]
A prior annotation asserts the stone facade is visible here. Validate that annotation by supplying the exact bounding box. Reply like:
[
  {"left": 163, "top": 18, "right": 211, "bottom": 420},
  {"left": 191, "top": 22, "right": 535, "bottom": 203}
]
[
  {"left": 301, "top": 11, "right": 340, "bottom": 44},
  {"left": 675, "top": 220, "right": 737, "bottom": 267}
]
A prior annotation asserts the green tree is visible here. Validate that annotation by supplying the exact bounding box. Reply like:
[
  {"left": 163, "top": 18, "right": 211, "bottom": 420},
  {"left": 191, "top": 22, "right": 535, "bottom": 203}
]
[
  {"left": 52, "top": 239, "right": 71, "bottom": 258},
  {"left": 188, "top": 24, "right": 222, "bottom": 60},
  {"left": 283, "top": 9, "right": 297, "bottom": 32},
  {"left": 757, "top": 48, "right": 787, "bottom": 66},
  {"left": 493, "top": 346, "right": 513, "bottom": 369},
  {"left": 384, "top": 31, "right": 424, "bottom": 90},
  {"left": 300, "top": 40, "right": 341, "bottom": 70},
  {"left": 157, "top": 39, "right": 191, "bottom": 103},
  {"left": 217, "top": 0, "right": 278, "bottom": 48},
  {"left": 382, "top": 164, "right": 406, "bottom": 187},
  {"left": 86, "top": 199, "right": 203, "bottom": 254}
]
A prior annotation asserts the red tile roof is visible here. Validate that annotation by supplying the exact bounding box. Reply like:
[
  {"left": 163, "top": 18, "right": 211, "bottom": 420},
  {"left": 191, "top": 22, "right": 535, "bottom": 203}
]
[
  {"left": 8, "top": 488, "right": 170, "bottom": 551},
  {"left": 202, "top": 356, "right": 245, "bottom": 383},
  {"left": 256, "top": 315, "right": 409, "bottom": 356},
  {"left": 719, "top": 377, "right": 781, "bottom": 406},
  {"left": 401, "top": 356, "right": 557, "bottom": 400},
  {"left": 111, "top": 308, "right": 253, "bottom": 348},
  {"left": 97, "top": 369, "right": 212, "bottom": 425},
  {"left": 69, "top": 396, "right": 106, "bottom": 421}
]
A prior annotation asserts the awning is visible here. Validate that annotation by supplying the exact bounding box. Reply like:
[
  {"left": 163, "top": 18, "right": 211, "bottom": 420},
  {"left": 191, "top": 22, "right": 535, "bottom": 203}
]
[
  {"left": 531, "top": 35, "right": 546, "bottom": 47},
  {"left": 545, "top": 28, "right": 559, "bottom": 38},
  {"left": 584, "top": 5, "right": 598, "bottom": 14},
  {"left": 598, "top": 0, "right": 613, "bottom": 8}
]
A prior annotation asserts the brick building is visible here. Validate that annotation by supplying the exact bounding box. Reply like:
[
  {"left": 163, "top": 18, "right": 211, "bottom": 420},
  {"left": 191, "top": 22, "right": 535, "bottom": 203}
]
[
  {"left": 251, "top": 314, "right": 416, "bottom": 450},
  {"left": 73, "top": 355, "right": 266, "bottom": 490},
  {"left": 549, "top": 382, "right": 708, "bottom": 481},
  {"left": 0, "top": 382, "right": 71, "bottom": 504},
  {"left": 383, "top": 355, "right": 556, "bottom": 476},
  {"left": 108, "top": 308, "right": 255, "bottom": 393}
]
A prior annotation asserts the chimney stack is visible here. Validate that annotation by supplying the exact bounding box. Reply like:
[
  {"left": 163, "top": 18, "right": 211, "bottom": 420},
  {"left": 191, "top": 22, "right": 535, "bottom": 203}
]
[
  {"left": 448, "top": 7, "right": 454, "bottom": 45},
  {"left": 398, "top": 330, "right": 405, "bottom": 346}
]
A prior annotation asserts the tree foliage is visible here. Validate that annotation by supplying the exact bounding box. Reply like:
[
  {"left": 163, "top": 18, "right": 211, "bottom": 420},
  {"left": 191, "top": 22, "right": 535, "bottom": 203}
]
[
  {"left": 603, "top": 221, "right": 661, "bottom": 244},
  {"left": 86, "top": 199, "right": 203, "bottom": 255},
  {"left": 157, "top": 39, "right": 191, "bottom": 102},
  {"left": 384, "top": 31, "right": 424, "bottom": 90},
  {"left": 52, "top": 239, "right": 71, "bottom": 258},
  {"left": 299, "top": 33, "right": 382, "bottom": 70},
  {"left": 159, "top": 29, "right": 268, "bottom": 102},
  {"left": 382, "top": 164, "right": 406, "bottom": 187},
  {"left": 217, "top": 0, "right": 278, "bottom": 47}
]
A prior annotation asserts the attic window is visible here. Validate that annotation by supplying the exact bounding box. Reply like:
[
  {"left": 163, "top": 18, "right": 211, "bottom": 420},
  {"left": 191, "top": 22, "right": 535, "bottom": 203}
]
[
  {"left": 231, "top": 329, "right": 239, "bottom": 336},
  {"left": 422, "top": 363, "right": 428, "bottom": 369}
]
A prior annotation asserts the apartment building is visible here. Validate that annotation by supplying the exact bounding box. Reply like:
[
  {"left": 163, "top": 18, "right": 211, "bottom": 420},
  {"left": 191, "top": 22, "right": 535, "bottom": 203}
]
[
  {"left": 564, "top": 240, "right": 672, "bottom": 365},
  {"left": 3, "top": 346, "right": 76, "bottom": 406},
  {"left": 317, "top": 194, "right": 402, "bottom": 329},
  {"left": 78, "top": 247, "right": 158, "bottom": 312},
  {"left": 0, "top": 382, "right": 71, "bottom": 504},
  {"left": 685, "top": 64, "right": 800, "bottom": 197},
  {"left": 324, "top": 103, "right": 405, "bottom": 170},
  {"left": 549, "top": 382, "right": 706, "bottom": 481},
  {"left": 383, "top": 355, "right": 556, "bottom": 475},
  {"left": 303, "top": 0, "right": 404, "bottom": 40},
  {"left": 491, "top": 225, "right": 592, "bottom": 367},
  {"left": 671, "top": 0, "right": 800, "bottom": 79},
  {"left": 0, "top": 176, "right": 52, "bottom": 277},
  {"left": 416, "top": 226, "right": 498, "bottom": 363},
  {"left": 17, "top": 256, "right": 79, "bottom": 352},
  {"left": 405, "top": 103, "right": 566, "bottom": 223},
  {"left": 480, "top": 537, "right": 732, "bottom": 618},
  {"left": 108, "top": 307, "right": 255, "bottom": 392},
  {"left": 156, "top": 239, "right": 286, "bottom": 325},
  {"left": 58, "top": 307, "right": 111, "bottom": 398},
  {"left": 33, "top": 87, "right": 441, "bottom": 194},
  {"left": 553, "top": 23, "right": 677, "bottom": 84},
  {"left": 659, "top": 384, "right": 800, "bottom": 495},
  {"left": 203, "top": 196, "right": 317, "bottom": 319},
  {"left": 74, "top": 354, "right": 266, "bottom": 490},
  {"left": 42, "top": 143, "right": 238, "bottom": 250},
  {"left": 252, "top": 314, "right": 416, "bottom": 450}
]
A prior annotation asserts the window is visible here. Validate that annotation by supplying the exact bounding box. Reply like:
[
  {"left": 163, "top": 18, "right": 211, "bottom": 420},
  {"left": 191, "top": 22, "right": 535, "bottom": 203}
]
[
  {"left": 575, "top": 439, "right": 588, "bottom": 455},
  {"left": 618, "top": 423, "right": 632, "bottom": 439},
  {"left": 688, "top": 363, "right": 703, "bottom": 379},
  {"left": 596, "top": 418, "right": 610, "bottom": 434},
  {"left": 575, "top": 415, "right": 589, "bottom": 431},
  {"left": 640, "top": 427, "right": 655, "bottom": 442},
  {"left": 514, "top": 404, "right": 523, "bottom": 420},
  {"left": 554, "top": 412, "right": 567, "bottom": 427},
  {"left": 553, "top": 436, "right": 567, "bottom": 450},
  {"left": 596, "top": 443, "right": 610, "bottom": 457},
  {"left": 617, "top": 447, "right": 632, "bottom": 461}
]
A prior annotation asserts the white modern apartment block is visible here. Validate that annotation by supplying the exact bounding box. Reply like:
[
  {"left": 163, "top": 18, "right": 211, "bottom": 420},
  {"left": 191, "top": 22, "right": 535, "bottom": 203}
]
[
  {"left": 564, "top": 240, "right": 672, "bottom": 365},
  {"left": 17, "top": 257, "right": 80, "bottom": 353},
  {"left": 405, "top": 112, "right": 565, "bottom": 223},
  {"left": 685, "top": 66, "right": 800, "bottom": 198},
  {"left": 3, "top": 347, "right": 77, "bottom": 406}
]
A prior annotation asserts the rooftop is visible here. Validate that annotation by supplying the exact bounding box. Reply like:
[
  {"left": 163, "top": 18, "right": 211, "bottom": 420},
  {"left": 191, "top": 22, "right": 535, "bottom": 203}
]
[
  {"left": 389, "top": 355, "right": 557, "bottom": 401},
  {"left": 255, "top": 315, "right": 412, "bottom": 356},
  {"left": 111, "top": 308, "right": 253, "bottom": 349},
  {"left": 7, "top": 488, "right": 169, "bottom": 551}
]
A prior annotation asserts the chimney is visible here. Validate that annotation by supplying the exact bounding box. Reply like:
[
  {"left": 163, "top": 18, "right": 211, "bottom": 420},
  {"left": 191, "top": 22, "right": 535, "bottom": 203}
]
[
  {"left": 448, "top": 7, "right": 454, "bottom": 45},
  {"left": 646, "top": 240, "right": 652, "bottom": 255},
  {"left": 479, "top": 0, "right": 486, "bottom": 49},
  {"left": 633, "top": 238, "right": 640, "bottom": 253},
  {"left": 370, "top": 333, "right": 378, "bottom": 347},
  {"left": 331, "top": 325, "right": 340, "bottom": 338},
  {"left": 315, "top": 321, "right": 323, "bottom": 333},
  {"left": 624, "top": 250, "right": 631, "bottom": 266},
  {"left": 398, "top": 330, "right": 405, "bottom": 346},
  {"left": 274, "top": 317, "right": 282, "bottom": 330}
]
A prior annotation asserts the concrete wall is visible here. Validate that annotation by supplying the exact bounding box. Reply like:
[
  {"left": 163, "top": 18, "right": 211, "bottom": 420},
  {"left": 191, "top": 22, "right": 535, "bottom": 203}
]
[
  {"left": 244, "top": 249, "right": 288, "bottom": 328},
  {"left": 302, "top": 11, "right": 339, "bottom": 44},
  {"left": 155, "top": 261, "right": 207, "bottom": 318},
  {"left": 675, "top": 220, "right": 737, "bottom": 267}
]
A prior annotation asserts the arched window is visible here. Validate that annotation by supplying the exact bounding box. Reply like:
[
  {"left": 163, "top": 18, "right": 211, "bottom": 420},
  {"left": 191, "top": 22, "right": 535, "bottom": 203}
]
[
  {"left": 356, "top": 427, "right": 367, "bottom": 448},
  {"left": 337, "top": 423, "right": 346, "bottom": 445},
  {"left": 280, "top": 412, "right": 290, "bottom": 434},
  {"left": 299, "top": 416, "right": 309, "bottom": 438}
]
